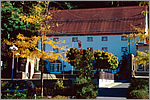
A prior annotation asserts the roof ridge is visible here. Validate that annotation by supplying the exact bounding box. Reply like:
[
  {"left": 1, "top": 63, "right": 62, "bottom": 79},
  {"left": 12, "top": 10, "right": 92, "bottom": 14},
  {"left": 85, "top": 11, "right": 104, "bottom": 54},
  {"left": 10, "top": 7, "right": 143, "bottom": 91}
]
[{"left": 53, "top": 5, "right": 146, "bottom": 12}]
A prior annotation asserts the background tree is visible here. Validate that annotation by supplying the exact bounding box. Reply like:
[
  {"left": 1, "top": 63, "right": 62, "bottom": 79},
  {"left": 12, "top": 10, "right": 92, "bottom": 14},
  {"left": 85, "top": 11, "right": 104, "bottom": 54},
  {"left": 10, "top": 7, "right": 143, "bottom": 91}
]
[
  {"left": 3, "top": 1, "right": 64, "bottom": 97},
  {"left": 4, "top": 33, "right": 67, "bottom": 97},
  {"left": 93, "top": 50, "right": 119, "bottom": 83},
  {"left": 1, "top": 1, "right": 40, "bottom": 78},
  {"left": 117, "top": 52, "right": 131, "bottom": 80},
  {"left": 128, "top": 23, "right": 149, "bottom": 66},
  {"left": 93, "top": 50, "right": 119, "bottom": 71},
  {"left": 49, "top": 1, "right": 141, "bottom": 10},
  {"left": 1, "top": 1, "right": 39, "bottom": 40},
  {"left": 16, "top": 1, "right": 58, "bottom": 97}
]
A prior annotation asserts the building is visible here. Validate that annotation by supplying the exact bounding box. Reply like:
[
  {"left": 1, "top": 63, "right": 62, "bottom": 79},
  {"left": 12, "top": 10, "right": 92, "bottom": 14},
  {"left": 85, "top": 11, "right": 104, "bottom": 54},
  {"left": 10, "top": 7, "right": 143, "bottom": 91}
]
[
  {"left": 131, "top": 43, "right": 149, "bottom": 78},
  {"left": 38, "top": 6, "right": 148, "bottom": 74}
]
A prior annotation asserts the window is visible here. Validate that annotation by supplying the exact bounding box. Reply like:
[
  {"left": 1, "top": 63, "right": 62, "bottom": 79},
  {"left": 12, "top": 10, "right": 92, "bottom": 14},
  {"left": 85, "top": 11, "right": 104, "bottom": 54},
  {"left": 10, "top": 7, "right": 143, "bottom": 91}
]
[
  {"left": 146, "top": 66, "right": 149, "bottom": 71},
  {"left": 53, "top": 38, "right": 59, "bottom": 42},
  {"left": 102, "top": 47, "right": 108, "bottom": 51},
  {"left": 53, "top": 48, "right": 59, "bottom": 53},
  {"left": 121, "top": 47, "right": 127, "bottom": 52},
  {"left": 87, "top": 37, "right": 93, "bottom": 42},
  {"left": 72, "top": 37, "right": 78, "bottom": 42},
  {"left": 102, "top": 36, "right": 108, "bottom": 41},
  {"left": 87, "top": 47, "right": 93, "bottom": 50},
  {"left": 121, "top": 36, "right": 127, "bottom": 41},
  {"left": 50, "top": 63, "right": 62, "bottom": 72},
  {"left": 137, "top": 65, "right": 144, "bottom": 71}
]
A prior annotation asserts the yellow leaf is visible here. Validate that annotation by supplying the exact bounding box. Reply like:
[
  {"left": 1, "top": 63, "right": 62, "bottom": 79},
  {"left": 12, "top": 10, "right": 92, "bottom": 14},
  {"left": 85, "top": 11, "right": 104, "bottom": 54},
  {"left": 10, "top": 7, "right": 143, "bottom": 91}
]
[{"left": 12, "top": 11, "right": 14, "bottom": 15}]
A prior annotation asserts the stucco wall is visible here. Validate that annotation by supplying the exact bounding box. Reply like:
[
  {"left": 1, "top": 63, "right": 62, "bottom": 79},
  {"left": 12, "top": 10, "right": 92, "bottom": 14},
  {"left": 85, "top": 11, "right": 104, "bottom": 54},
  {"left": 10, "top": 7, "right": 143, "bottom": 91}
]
[{"left": 38, "top": 35, "right": 137, "bottom": 72}]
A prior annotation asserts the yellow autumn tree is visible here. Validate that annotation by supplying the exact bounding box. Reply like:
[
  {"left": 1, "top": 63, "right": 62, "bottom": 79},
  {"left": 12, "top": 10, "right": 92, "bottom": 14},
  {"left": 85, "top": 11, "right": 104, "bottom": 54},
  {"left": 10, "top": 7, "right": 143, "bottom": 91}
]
[
  {"left": 128, "top": 26, "right": 149, "bottom": 66},
  {"left": 128, "top": 2, "right": 149, "bottom": 67},
  {"left": 4, "top": 34, "right": 67, "bottom": 61},
  {"left": 4, "top": 1, "right": 67, "bottom": 97}
]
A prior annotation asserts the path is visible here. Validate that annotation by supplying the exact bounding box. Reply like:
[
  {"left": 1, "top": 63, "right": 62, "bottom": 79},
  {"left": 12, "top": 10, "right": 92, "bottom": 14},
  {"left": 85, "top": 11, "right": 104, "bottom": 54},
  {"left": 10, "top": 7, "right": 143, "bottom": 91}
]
[{"left": 97, "top": 81, "right": 130, "bottom": 99}]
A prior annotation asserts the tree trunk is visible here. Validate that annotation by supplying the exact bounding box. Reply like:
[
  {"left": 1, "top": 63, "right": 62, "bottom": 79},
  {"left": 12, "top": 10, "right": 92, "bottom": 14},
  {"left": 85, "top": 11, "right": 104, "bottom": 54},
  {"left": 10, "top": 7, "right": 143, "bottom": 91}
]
[
  {"left": 41, "top": 35, "right": 44, "bottom": 98},
  {"left": 96, "top": 68, "right": 99, "bottom": 86},
  {"left": 41, "top": 60, "right": 43, "bottom": 97}
]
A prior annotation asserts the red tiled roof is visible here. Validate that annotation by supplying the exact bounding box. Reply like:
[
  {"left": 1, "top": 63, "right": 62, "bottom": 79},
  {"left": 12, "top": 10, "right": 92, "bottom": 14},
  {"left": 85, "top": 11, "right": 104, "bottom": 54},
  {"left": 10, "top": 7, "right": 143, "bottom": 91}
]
[{"left": 46, "top": 6, "right": 147, "bottom": 36}]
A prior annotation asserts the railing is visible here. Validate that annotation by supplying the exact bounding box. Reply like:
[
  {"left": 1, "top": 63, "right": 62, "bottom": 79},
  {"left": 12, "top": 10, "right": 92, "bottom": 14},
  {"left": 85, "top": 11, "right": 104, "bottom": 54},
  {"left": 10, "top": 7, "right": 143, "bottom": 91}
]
[{"left": 99, "top": 71, "right": 114, "bottom": 80}]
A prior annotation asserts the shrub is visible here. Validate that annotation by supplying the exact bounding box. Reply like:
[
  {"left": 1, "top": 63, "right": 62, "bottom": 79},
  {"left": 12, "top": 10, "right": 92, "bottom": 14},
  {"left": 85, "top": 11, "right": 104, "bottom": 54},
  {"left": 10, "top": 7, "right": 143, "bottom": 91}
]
[
  {"left": 143, "top": 95, "right": 149, "bottom": 99},
  {"left": 1, "top": 81, "right": 8, "bottom": 88},
  {"left": 51, "top": 95, "right": 68, "bottom": 99},
  {"left": 127, "top": 79, "right": 149, "bottom": 99},
  {"left": 127, "top": 79, "right": 149, "bottom": 93},
  {"left": 73, "top": 76, "right": 98, "bottom": 99},
  {"left": 36, "top": 87, "right": 51, "bottom": 96},
  {"left": 1, "top": 86, "right": 28, "bottom": 99},
  {"left": 129, "top": 89, "right": 149, "bottom": 99},
  {"left": 67, "top": 48, "right": 98, "bottom": 99},
  {"left": 51, "top": 80, "right": 64, "bottom": 96}
]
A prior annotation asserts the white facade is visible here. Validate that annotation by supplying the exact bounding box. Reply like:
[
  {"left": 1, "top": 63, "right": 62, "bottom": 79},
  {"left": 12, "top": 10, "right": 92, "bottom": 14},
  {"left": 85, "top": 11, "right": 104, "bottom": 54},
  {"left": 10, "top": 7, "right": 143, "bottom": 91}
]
[{"left": 38, "top": 34, "right": 137, "bottom": 73}]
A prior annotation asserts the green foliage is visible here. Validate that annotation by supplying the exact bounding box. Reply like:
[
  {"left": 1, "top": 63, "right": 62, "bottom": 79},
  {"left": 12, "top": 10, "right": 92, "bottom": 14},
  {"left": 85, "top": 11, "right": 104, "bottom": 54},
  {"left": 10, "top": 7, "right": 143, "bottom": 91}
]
[
  {"left": 143, "top": 95, "right": 149, "bottom": 99},
  {"left": 139, "top": 1, "right": 149, "bottom": 7},
  {"left": 126, "top": 79, "right": 149, "bottom": 99},
  {"left": 135, "top": 50, "right": 149, "bottom": 66},
  {"left": 54, "top": 80, "right": 64, "bottom": 90},
  {"left": 129, "top": 89, "right": 149, "bottom": 99},
  {"left": 51, "top": 80, "right": 64, "bottom": 96},
  {"left": 117, "top": 52, "right": 130, "bottom": 80},
  {"left": 1, "top": 81, "right": 8, "bottom": 88},
  {"left": 67, "top": 48, "right": 98, "bottom": 99},
  {"left": 128, "top": 79, "right": 149, "bottom": 92},
  {"left": 67, "top": 48, "right": 95, "bottom": 77},
  {"left": 127, "top": 25, "right": 149, "bottom": 66},
  {"left": 93, "top": 50, "right": 119, "bottom": 70},
  {"left": 1, "top": 86, "right": 28, "bottom": 99},
  {"left": 1, "top": 1, "right": 39, "bottom": 39},
  {"left": 73, "top": 76, "right": 98, "bottom": 99},
  {"left": 65, "top": 2, "right": 77, "bottom": 9}
]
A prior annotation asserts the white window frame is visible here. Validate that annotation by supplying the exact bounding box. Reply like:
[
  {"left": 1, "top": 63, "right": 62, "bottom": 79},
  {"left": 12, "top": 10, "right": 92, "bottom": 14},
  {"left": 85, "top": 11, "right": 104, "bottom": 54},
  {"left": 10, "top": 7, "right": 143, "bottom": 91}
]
[
  {"left": 121, "top": 36, "right": 127, "bottom": 41},
  {"left": 50, "top": 63, "right": 61, "bottom": 72},
  {"left": 53, "top": 38, "right": 59, "bottom": 42},
  {"left": 87, "top": 37, "right": 93, "bottom": 42},
  {"left": 137, "top": 65, "right": 144, "bottom": 71},
  {"left": 102, "top": 36, "right": 108, "bottom": 41},
  {"left": 72, "top": 37, "right": 78, "bottom": 42},
  {"left": 121, "top": 47, "right": 127, "bottom": 52}
]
